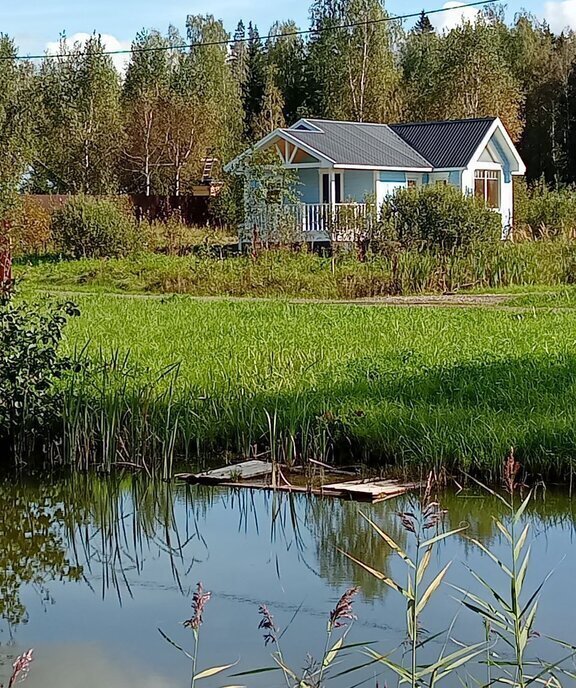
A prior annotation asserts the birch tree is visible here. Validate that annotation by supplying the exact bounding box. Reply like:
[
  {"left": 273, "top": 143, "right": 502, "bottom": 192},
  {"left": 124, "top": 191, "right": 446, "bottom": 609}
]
[
  {"left": 307, "top": 0, "right": 403, "bottom": 122},
  {"left": 37, "top": 34, "right": 122, "bottom": 193},
  {"left": 0, "top": 36, "right": 35, "bottom": 217},
  {"left": 121, "top": 30, "right": 172, "bottom": 195}
]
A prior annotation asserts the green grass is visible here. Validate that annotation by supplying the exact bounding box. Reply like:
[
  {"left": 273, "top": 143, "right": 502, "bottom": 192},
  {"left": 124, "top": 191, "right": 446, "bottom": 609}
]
[
  {"left": 16, "top": 240, "right": 576, "bottom": 300},
  {"left": 50, "top": 292, "right": 576, "bottom": 479}
]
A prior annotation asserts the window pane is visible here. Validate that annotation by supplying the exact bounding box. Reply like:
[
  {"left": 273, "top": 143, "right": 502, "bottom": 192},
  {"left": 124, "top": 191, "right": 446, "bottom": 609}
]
[
  {"left": 407, "top": 179, "right": 417, "bottom": 188},
  {"left": 486, "top": 178, "right": 499, "bottom": 208},
  {"left": 474, "top": 178, "right": 484, "bottom": 199}
]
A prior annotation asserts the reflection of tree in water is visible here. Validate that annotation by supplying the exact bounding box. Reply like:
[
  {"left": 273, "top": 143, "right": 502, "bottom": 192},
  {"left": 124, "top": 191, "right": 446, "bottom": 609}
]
[
  {"left": 0, "top": 475, "right": 219, "bottom": 628},
  {"left": 0, "top": 480, "right": 83, "bottom": 626},
  {"left": 3, "top": 475, "right": 574, "bottom": 632},
  {"left": 307, "top": 497, "right": 408, "bottom": 601}
]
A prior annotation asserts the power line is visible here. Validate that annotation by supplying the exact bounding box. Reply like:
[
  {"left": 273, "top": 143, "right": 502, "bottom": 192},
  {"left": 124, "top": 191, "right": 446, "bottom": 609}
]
[{"left": 3, "top": 0, "right": 497, "bottom": 62}]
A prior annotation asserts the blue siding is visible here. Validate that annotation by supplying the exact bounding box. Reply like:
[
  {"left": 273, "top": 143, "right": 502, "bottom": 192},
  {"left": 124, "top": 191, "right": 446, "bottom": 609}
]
[
  {"left": 296, "top": 169, "right": 319, "bottom": 203},
  {"left": 448, "top": 170, "right": 461, "bottom": 186},
  {"left": 379, "top": 171, "right": 407, "bottom": 183},
  {"left": 343, "top": 170, "right": 374, "bottom": 201}
]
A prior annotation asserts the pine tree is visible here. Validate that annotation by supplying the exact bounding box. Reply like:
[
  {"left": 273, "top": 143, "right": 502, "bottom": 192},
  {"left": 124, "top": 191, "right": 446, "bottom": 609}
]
[
  {"left": 253, "top": 64, "right": 286, "bottom": 139},
  {"left": 414, "top": 10, "right": 434, "bottom": 34},
  {"left": 266, "top": 21, "right": 308, "bottom": 123},
  {"left": 244, "top": 23, "right": 266, "bottom": 139},
  {"left": 230, "top": 21, "right": 249, "bottom": 93}
]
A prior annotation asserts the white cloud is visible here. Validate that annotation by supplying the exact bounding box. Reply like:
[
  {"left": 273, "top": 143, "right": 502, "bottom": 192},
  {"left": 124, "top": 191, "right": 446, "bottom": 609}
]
[
  {"left": 45, "top": 32, "right": 131, "bottom": 73},
  {"left": 431, "top": 1, "right": 480, "bottom": 32},
  {"left": 544, "top": 0, "right": 576, "bottom": 33}
]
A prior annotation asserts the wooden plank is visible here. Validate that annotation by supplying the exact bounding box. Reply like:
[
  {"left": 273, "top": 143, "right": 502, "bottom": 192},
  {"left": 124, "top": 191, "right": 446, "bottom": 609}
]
[
  {"left": 322, "top": 479, "right": 418, "bottom": 501},
  {"left": 177, "top": 460, "right": 272, "bottom": 484}
]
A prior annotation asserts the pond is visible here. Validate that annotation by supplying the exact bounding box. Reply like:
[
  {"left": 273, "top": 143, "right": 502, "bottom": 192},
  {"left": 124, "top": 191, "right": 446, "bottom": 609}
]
[{"left": 1, "top": 475, "right": 575, "bottom": 687}]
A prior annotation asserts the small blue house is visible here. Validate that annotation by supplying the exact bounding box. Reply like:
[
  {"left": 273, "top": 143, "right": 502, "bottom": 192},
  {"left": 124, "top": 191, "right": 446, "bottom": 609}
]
[{"left": 227, "top": 116, "right": 526, "bottom": 243}]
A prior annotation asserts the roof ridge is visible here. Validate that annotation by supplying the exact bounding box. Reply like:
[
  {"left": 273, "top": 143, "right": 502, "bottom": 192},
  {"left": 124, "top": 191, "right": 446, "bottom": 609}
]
[{"left": 390, "top": 116, "right": 496, "bottom": 128}]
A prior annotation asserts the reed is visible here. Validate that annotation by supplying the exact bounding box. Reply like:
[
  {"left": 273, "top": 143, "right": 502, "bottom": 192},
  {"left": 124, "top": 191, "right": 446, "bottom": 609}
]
[
  {"left": 16, "top": 240, "right": 576, "bottom": 299},
  {"left": 29, "top": 293, "right": 576, "bottom": 478}
]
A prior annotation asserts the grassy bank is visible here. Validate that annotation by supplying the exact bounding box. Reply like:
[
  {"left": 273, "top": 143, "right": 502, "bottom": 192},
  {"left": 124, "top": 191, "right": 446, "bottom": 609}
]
[
  {"left": 17, "top": 240, "right": 576, "bottom": 298},
  {"left": 42, "top": 292, "right": 576, "bottom": 480}
]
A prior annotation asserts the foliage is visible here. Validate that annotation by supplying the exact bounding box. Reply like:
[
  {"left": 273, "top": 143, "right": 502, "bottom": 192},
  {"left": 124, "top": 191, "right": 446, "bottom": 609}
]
[
  {"left": 17, "top": 241, "right": 576, "bottom": 297},
  {"left": 378, "top": 184, "right": 502, "bottom": 251},
  {"left": 345, "top": 489, "right": 479, "bottom": 688},
  {"left": 35, "top": 34, "right": 123, "bottom": 194},
  {"left": 513, "top": 178, "right": 576, "bottom": 239},
  {"left": 307, "top": 0, "right": 403, "bottom": 122},
  {"left": 51, "top": 195, "right": 140, "bottom": 259},
  {"left": 0, "top": 35, "right": 36, "bottom": 219},
  {"left": 142, "top": 216, "right": 237, "bottom": 254},
  {"left": 10, "top": 197, "right": 53, "bottom": 257},
  {"left": 0, "top": 296, "right": 79, "bottom": 462}
]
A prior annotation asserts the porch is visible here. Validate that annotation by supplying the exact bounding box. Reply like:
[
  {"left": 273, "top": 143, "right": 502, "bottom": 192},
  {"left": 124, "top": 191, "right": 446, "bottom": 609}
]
[{"left": 245, "top": 202, "right": 376, "bottom": 245}]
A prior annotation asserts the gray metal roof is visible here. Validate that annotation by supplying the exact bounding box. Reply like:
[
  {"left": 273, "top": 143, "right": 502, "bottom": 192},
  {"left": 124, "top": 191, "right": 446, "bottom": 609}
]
[
  {"left": 389, "top": 118, "right": 495, "bottom": 168},
  {"left": 286, "top": 119, "right": 432, "bottom": 169}
]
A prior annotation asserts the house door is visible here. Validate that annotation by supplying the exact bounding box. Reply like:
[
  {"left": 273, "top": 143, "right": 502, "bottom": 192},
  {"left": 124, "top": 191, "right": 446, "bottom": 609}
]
[{"left": 321, "top": 173, "right": 342, "bottom": 204}]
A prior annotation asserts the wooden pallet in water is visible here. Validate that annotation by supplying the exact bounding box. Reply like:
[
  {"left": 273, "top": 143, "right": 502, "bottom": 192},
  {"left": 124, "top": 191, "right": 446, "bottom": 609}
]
[{"left": 176, "top": 461, "right": 417, "bottom": 503}]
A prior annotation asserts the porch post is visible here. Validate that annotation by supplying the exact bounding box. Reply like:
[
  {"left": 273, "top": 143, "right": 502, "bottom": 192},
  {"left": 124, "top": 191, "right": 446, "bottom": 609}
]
[{"left": 329, "top": 170, "right": 336, "bottom": 209}]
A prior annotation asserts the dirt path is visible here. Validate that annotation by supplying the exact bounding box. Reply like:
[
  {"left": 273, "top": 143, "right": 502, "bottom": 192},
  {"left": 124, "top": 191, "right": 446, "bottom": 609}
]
[{"left": 36, "top": 288, "right": 525, "bottom": 308}]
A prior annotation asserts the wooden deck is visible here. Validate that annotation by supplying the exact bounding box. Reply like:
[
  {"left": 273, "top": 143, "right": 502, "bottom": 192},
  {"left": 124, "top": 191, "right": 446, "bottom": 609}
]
[{"left": 176, "top": 461, "right": 417, "bottom": 503}]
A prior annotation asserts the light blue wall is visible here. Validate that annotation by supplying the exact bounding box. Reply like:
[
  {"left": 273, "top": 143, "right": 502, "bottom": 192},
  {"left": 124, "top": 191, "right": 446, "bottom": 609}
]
[
  {"left": 379, "top": 171, "right": 407, "bottom": 183},
  {"left": 448, "top": 170, "right": 461, "bottom": 186},
  {"left": 343, "top": 170, "right": 374, "bottom": 201},
  {"left": 296, "top": 168, "right": 319, "bottom": 203}
]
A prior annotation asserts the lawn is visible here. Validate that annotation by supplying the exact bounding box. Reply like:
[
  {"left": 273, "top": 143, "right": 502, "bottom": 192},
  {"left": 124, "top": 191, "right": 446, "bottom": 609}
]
[{"left": 53, "top": 291, "right": 576, "bottom": 479}]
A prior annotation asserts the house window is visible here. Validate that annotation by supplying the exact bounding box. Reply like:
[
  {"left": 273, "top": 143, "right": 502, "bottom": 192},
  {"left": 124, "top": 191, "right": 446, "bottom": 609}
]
[
  {"left": 407, "top": 179, "right": 417, "bottom": 189},
  {"left": 474, "top": 170, "right": 500, "bottom": 208}
]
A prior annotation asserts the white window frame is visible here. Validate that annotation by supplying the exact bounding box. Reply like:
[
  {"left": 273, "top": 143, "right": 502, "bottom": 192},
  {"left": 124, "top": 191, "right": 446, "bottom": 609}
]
[{"left": 474, "top": 169, "right": 500, "bottom": 209}]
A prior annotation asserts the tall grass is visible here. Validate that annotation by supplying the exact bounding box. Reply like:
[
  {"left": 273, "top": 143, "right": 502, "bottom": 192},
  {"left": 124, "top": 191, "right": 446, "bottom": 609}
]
[
  {"left": 16, "top": 241, "right": 576, "bottom": 299},
  {"left": 26, "top": 294, "right": 576, "bottom": 479}
]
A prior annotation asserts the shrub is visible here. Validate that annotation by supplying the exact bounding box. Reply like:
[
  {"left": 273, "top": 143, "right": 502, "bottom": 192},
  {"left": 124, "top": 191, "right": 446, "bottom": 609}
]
[
  {"left": 514, "top": 178, "right": 576, "bottom": 239},
  {"left": 0, "top": 294, "right": 79, "bottom": 462},
  {"left": 51, "top": 196, "right": 140, "bottom": 259},
  {"left": 11, "top": 197, "right": 53, "bottom": 257},
  {"left": 378, "top": 184, "right": 501, "bottom": 251}
]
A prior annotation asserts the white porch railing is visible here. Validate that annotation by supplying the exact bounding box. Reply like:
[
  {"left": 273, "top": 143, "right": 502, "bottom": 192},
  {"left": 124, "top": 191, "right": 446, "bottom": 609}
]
[{"left": 245, "top": 203, "right": 376, "bottom": 244}]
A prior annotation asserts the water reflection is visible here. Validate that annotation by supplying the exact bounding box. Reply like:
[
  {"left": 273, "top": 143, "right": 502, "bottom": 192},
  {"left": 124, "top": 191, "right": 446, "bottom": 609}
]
[{"left": 1, "top": 474, "right": 576, "bottom": 687}]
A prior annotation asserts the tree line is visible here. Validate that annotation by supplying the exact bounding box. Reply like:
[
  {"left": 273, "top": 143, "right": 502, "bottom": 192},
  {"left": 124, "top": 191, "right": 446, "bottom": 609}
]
[{"left": 1, "top": 0, "right": 576, "bottom": 208}]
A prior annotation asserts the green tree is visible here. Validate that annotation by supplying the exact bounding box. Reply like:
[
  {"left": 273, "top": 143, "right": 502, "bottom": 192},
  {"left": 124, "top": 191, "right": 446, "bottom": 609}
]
[
  {"left": 433, "top": 18, "right": 524, "bottom": 141},
  {"left": 244, "top": 23, "right": 266, "bottom": 139},
  {"left": 0, "top": 36, "right": 36, "bottom": 219},
  {"left": 36, "top": 34, "right": 123, "bottom": 193},
  {"left": 185, "top": 15, "right": 244, "bottom": 169},
  {"left": 414, "top": 10, "right": 434, "bottom": 34},
  {"left": 266, "top": 21, "right": 308, "bottom": 123},
  {"left": 401, "top": 19, "right": 442, "bottom": 121},
  {"left": 230, "top": 21, "right": 249, "bottom": 95},
  {"left": 307, "top": 0, "right": 403, "bottom": 122},
  {"left": 252, "top": 64, "right": 287, "bottom": 138},
  {"left": 121, "top": 30, "right": 172, "bottom": 195}
]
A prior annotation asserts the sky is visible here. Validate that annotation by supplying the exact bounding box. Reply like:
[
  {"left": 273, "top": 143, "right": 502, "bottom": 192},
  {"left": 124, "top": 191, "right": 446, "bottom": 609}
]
[{"left": 3, "top": 0, "right": 576, "bottom": 67}]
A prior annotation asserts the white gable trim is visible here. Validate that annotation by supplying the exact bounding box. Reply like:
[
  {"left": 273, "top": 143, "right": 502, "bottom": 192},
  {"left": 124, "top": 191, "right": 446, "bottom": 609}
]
[
  {"left": 224, "top": 128, "right": 335, "bottom": 172},
  {"left": 289, "top": 119, "right": 325, "bottom": 133},
  {"left": 468, "top": 118, "right": 526, "bottom": 175}
]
